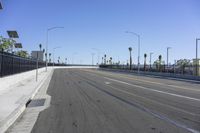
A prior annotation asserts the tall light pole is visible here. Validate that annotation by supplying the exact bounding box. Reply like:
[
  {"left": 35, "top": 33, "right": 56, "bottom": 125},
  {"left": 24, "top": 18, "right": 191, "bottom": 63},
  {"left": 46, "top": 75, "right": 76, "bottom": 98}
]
[
  {"left": 46, "top": 27, "right": 64, "bottom": 71},
  {"left": 196, "top": 38, "right": 200, "bottom": 76},
  {"left": 72, "top": 52, "right": 78, "bottom": 64},
  {"left": 92, "top": 48, "right": 101, "bottom": 65},
  {"left": 126, "top": 31, "right": 141, "bottom": 74},
  {"left": 91, "top": 53, "right": 95, "bottom": 65},
  {"left": 53, "top": 46, "right": 61, "bottom": 67},
  {"left": 150, "top": 52, "right": 153, "bottom": 70},
  {"left": 167, "top": 47, "right": 171, "bottom": 72}
]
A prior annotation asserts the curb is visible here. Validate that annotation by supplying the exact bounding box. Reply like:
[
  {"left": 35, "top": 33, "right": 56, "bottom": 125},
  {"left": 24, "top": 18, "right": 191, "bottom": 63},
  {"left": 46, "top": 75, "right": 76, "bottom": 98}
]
[{"left": 0, "top": 69, "right": 54, "bottom": 133}]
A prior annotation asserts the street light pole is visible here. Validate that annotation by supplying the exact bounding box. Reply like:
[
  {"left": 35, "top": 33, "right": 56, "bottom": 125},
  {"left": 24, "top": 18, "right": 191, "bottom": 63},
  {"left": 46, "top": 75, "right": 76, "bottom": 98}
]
[
  {"left": 91, "top": 53, "right": 95, "bottom": 65},
  {"left": 196, "top": 39, "right": 200, "bottom": 76},
  {"left": 53, "top": 46, "right": 61, "bottom": 67},
  {"left": 92, "top": 48, "right": 101, "bottom": 65},
  {"left": 126, "top": 31, "right": 141, "bottom": 74},
  {"left": 167, "top": 47, "right": 171, "bottom": 72},
  {"left": 72, "top": 53, "right": 78, "bottom": 65},
  {"left": 150, "top": 52, "right": 153, "bottom": 70},
  {"left": 46, "top": 27, "right": 64, "bottom": 71}
]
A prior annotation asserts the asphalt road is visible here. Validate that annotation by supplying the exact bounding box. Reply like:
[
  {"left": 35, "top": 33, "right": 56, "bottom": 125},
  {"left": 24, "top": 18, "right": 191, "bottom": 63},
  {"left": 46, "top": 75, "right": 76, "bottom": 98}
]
[{"left": 31, "top": 68, "right": 200, "bottom": 133}]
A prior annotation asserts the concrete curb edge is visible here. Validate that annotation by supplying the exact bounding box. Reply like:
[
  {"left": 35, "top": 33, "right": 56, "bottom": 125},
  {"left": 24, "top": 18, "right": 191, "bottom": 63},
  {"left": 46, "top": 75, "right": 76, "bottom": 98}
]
[{"left": 0, "top": 69, "right": 54, "bottom": 133}]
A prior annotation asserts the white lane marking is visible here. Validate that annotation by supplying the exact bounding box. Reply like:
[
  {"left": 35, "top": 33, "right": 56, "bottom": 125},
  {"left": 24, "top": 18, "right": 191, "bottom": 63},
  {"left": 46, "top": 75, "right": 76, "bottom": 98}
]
[
  {"left": 123, "top": 76, "right": 200, "bottom": 92},
  {"left": 106, "top": 84, "right": 199, "bottom": 116},
  {"left": 103, "top": 84, "right": 200, "bottom": 133},
  {"left": 83, "top": 69, "right": 200, "bottom": 92},
  {"left": 105, "top": 82, "right": 111, "bottom": 85},
  {"left": 104, "top": 77, "right": 200, "bottom": 102}
]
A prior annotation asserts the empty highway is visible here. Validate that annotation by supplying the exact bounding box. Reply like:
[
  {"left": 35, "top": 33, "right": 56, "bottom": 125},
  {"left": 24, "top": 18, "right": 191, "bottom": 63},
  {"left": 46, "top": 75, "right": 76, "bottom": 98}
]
[{"left": 28, "top": 68, "right": 200, "bottom": 133}]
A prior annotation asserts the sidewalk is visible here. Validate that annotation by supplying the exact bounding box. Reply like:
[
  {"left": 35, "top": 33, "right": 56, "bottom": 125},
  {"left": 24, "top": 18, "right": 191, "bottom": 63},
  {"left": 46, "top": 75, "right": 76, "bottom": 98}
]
[{"left": 0, "top": 67, "right": 54, "bottom": 133}]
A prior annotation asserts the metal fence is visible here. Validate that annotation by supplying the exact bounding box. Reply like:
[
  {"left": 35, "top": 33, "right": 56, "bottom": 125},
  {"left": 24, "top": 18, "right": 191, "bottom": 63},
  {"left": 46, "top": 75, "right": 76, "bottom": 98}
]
[
  {"left": 99, "top": 64, "right": 200, "bottom": 76},
  {"left": 0, "top": 51, "right": 45, "bottom": 77}
]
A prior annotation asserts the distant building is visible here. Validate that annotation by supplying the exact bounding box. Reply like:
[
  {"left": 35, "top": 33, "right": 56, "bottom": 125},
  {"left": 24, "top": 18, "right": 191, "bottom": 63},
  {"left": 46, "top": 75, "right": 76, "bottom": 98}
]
[
  {"left": 31, "top": 51, "right": 44, "bottom": 61},
  {"left": 193, "top": 59, "right": 200, "bottom": 76}
]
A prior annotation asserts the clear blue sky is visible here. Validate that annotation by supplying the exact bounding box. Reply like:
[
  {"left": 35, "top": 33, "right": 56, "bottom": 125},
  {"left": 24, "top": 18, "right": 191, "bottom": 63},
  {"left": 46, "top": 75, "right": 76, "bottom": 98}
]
[{"left": 0, "top": 0, "right": 200, "bottom": 64}]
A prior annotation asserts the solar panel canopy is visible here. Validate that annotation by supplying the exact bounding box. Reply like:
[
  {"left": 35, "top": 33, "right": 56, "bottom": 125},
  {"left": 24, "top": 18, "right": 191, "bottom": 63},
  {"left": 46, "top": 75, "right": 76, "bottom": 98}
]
[
  {"left": 7, "top": 31, "right": 19, "bottom": 38},
  {"left": 15, "top": 43, "right": 22, "bottom": 48}
]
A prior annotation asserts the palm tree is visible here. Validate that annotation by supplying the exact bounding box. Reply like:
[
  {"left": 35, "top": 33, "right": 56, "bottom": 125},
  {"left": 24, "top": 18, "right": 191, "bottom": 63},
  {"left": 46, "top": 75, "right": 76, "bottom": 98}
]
[
  {"left": 104, "top": 54, "right": 107, "bottom": 65},
  {"left": 144, "top": 53, "right": 147, "bottom": 71},
  {"left": 58, "top": 56, "right": 60, "bottom": 64},
  {"left": 158, "top": 55, "right": 162, "bottom": 71},
  {"left": 110, "top": 57, "right": 112, "bottom": 64},
  {"left": 49, "top": 53, "right": 51, "bottom": 63},
  {"left": 128, "top": 47, "right": 132, "bottom": 70},
  {"left": 39, "top": 44, "right": 42, "bottom": 51},
  {"left": 65, "top": 58, "right": 67, "bottom": 64}
]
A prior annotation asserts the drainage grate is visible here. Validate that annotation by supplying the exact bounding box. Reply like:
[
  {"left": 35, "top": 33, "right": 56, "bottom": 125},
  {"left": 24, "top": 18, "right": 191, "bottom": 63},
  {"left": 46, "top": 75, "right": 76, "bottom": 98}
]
[{"left": 27, "top": 98, "right": 46, "bottom": 108}]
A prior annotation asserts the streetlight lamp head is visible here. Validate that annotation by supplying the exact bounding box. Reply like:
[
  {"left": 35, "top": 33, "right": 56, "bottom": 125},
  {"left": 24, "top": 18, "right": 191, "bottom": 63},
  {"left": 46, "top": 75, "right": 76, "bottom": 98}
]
[
  {"left": 48, "top": 26, "right": 64, "bottom": 31},
  {"left": 15, "top": 43, "right": 22, "bottom": 48}
]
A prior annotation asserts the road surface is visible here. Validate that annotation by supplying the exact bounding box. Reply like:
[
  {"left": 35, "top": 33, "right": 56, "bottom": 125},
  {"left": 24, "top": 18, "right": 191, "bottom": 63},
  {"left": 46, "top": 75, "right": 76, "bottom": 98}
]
[{"left": 11, "top": 68, "right": 200, "bottom": 133}]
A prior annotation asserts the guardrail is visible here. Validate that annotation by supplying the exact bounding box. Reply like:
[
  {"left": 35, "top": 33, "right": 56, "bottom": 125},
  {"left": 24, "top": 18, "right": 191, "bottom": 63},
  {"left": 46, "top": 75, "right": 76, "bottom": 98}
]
[{"left": 0, "top": 51, "right": 45, "bottom": 77}]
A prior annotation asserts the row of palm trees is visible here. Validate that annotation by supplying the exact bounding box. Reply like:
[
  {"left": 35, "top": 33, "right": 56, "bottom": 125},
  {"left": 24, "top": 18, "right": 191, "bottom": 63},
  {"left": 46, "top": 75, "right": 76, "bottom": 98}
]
[
  {"left": 128, "top": 47, "right": 162, "bottom": 71},
  {"left": 39, "top": 44, "right": 53, "bottom": 63},
  {"left": 102, "top": 54, "right": 114, "bottom": 65}
]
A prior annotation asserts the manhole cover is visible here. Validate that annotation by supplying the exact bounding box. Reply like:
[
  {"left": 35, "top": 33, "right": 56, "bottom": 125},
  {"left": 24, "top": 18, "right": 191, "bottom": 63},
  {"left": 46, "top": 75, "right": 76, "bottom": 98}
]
[{"left": 27, "top": 98, "right": 46, "bottom": 108}]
